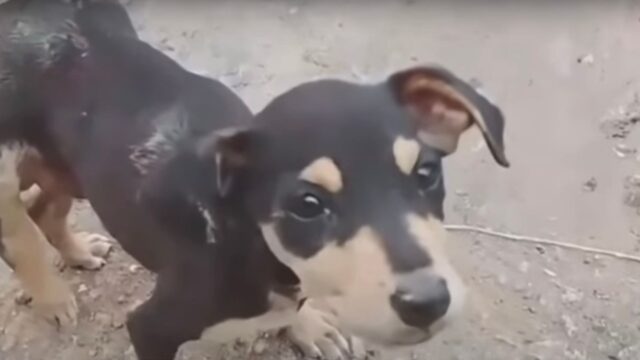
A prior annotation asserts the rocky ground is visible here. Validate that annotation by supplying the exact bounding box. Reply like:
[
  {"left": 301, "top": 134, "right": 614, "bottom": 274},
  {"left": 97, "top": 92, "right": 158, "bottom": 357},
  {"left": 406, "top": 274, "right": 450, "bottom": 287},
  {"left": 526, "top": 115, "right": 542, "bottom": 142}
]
[{"left": 1, "top": 1, "right": 640, "bottom": 359}]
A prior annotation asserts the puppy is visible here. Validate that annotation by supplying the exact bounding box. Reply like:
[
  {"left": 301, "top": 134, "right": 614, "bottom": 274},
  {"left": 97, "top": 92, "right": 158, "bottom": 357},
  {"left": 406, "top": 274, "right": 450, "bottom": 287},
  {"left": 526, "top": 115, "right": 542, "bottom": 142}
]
[
  {"left": 0, "top": 1, "right": 508, "bottom": 359},
  {"left": 199, "top": 65, "right": 509, "bottom": 350}
]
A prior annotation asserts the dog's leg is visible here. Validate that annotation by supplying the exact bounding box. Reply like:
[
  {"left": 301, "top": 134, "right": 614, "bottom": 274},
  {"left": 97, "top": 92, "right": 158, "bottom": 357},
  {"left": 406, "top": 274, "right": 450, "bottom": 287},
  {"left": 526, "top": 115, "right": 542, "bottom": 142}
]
[
  {"left": 32, "top": 191, "right": 112, "bottom": 270},
  {"left": 286, "top": 298, "right": 367, "bottom": 360},
  {"left": 16, "top": 148, "right": 113, "bottom": 270},
  {"left": 127, "top": 273, "right": 207, "bottom": 360},
  {"left": 0, "top": 146, "right": 78, "bottom": 327}
]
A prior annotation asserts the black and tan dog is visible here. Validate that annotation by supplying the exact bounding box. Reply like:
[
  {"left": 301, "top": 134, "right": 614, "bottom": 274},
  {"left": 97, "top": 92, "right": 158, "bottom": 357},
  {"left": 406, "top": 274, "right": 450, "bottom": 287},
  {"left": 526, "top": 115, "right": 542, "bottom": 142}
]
[{"left": 0, "top": 0, "right": 508, "bottom": 359}]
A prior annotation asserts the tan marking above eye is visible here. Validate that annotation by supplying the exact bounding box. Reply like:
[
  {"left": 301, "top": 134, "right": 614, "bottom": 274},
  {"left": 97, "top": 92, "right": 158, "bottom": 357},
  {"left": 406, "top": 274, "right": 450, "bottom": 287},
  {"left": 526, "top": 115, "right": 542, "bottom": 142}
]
[
  {"left": 392, "top": 137, "right": 420, "bottom": 175},
  {"left": 299, "top": 157, "right": 343, "bottom": 193}
]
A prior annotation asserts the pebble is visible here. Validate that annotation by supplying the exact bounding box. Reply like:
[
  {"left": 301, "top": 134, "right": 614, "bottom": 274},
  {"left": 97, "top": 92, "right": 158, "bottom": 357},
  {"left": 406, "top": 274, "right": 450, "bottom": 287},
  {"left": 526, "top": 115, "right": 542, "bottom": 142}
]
[
  {"left": 93, "top": 312, "right": 112, "bottom": 327},
  {"left": 252, "top": 339, "right": 268, "bottom": 355},
  {"left": 583, "top": 177, "right": 598, "bottom": 192},
  {"left": 514, "top": 281, "right": 532, "bottom": 294},
  {"left": 614, "top": 143, "right": 637, "bottom": 158},
  {"left": 591, "top": 318, "right": 607, "bottom": 333},
  {"left": 624, "top": 190, "right": 640, "bottom": 208},
  {"left": 128, "top": 264, "right": 141, "bottom": 273},
  {"left": 78, "top": 284, "right": 89, "bottom": 293},
  {"left": 627, "top": 174, "right": 640, "bottom": 187},
  {"left": 577, "top": 53, "right": 595, "bottom": 65},
  {"left": 543, "top": 268, "right": 557, "bottom": 277},
  {"left": 561, "top": 314, "right": 578, "bottom": 337},
  {"left": 88, "top": 289, "right": 101, "bottom": 300},
  {"left": 561, "top": 287, "right": 584, "bottom": 304},
  {"left": 497, "top": 274, "right": 508, "bottom": 285}
]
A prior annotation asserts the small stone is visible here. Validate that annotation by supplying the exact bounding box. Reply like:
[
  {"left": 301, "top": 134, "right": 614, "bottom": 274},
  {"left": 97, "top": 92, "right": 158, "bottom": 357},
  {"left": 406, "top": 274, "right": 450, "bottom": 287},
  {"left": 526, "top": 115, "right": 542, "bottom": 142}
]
[
  {"left": 514, "top": 281, "right": 529, "bottom": 293},
  {"left": 88, "top": 289, "right": 100, "bottom": 300},
  {"left": 577, "top": 53, "right": 595, "bottom": 65},
  {"left": 535, "top": 245, "right": 546, "bottom": 254},
  {"left": 78, "top": 284, "right": 89, "bottom": 293},
  {"left": 497, "top": 274, "right": 508, "bottom": 285},
  {"left": 112, "top": 317, "right": 125, "bottom": 329},
  {"left": 628, "top": 174, "right": 640, "bottom": 187},
  {"left": 561, "top": 287, "right": 584, "bottom": 304},
  {"left": 455, "top": 189, "right": 468, "bottom": 196},
  {"left": 538, "top": 296, "right": 548, "bottom": 306},
  {"left": 561, "top": 314, "right": 578, "bottom": 337},
  {"left": 252, "top": 339, "right": 267, "bottom": 354},
  {"left": 592, "top": 289, "right": 611, "bottom": 300},
  {"left": 128, "top": 264, "right": 141, "bottom": 273},
  {"left": 117, "top": 295, "right": 127, "bottom": 304},
  {"left": 591, "top": 319, "right": 607, "bottom": 333},
  {"left": 93, "top": 312, "right": 112, "bottom": 327},
  {"left": 614, "top": 143, "right": 637, "bottom": 158},
  {"left": 543, "top": 268, "right": 557, "bottom": 277},
  {"left": 625, "top": 193, "right": 640, "bottom": 209},
  {"left": 89, "top": 348, "right": 99, "bottom": 357},
  {"left": 583, "top": 177, "right": 598, "bottom": 192}
]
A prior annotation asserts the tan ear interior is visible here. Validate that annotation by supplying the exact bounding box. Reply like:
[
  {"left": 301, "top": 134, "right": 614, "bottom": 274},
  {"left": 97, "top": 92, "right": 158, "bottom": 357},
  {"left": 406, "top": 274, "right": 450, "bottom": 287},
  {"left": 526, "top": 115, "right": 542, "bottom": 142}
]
[
  {"left": 405, "top": 75, "right": 492, "bottom": 132},
  {"left": 403, "top": 75, "right": 508, "bottom": 165},
  {"left": 403, "top": 76, "right": 475, "bottom": 153}
]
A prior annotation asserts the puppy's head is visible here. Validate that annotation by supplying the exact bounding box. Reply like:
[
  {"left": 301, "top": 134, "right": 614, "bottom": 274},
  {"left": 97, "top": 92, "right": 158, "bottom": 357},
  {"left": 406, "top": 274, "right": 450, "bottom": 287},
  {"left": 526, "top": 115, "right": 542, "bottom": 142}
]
[{"left": 205, "top": 65, "right": 508, "bottom": 345}]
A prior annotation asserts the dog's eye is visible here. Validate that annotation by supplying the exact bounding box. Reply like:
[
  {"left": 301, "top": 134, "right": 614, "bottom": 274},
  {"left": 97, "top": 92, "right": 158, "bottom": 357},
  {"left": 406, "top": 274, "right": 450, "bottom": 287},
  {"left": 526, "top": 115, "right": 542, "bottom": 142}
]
[
  {"left": 415, "top": 163, "right": 441, "bottom": 191},
  {"left": 287, "top": 193, "right": 326, "bottom": 220}
]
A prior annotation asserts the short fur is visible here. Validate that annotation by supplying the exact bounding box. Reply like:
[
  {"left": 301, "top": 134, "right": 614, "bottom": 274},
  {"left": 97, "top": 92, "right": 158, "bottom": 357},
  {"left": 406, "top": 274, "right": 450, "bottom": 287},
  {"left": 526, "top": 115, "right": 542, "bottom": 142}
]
[{"left": 0, "top": 1, "right": 508, "bottom": 359}]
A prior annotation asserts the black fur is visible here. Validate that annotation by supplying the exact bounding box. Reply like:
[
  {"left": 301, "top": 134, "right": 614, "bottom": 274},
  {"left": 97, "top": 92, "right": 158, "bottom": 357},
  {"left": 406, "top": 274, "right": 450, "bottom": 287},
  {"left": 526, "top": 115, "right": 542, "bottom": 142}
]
[
  {"left": 0, "top": 1, "right": 298, "bottom": 359},
  {"left": 0, "top": 1, "right": 508, "bottom": 358}
]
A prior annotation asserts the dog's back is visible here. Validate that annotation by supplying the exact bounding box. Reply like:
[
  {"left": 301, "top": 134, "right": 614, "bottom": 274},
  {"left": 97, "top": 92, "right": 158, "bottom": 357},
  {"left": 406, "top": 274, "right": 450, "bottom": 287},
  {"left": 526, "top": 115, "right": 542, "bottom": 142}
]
[{"left": 0, "top": 0, "right": 136, "bottom": 142}]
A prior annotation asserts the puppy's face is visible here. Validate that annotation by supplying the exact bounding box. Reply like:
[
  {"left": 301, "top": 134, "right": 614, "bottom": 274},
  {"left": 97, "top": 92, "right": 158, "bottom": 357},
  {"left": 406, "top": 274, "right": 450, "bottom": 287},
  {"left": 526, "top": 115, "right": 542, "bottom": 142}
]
[{"left": 209, "top": 66, "right": 508, "bottom": 345}]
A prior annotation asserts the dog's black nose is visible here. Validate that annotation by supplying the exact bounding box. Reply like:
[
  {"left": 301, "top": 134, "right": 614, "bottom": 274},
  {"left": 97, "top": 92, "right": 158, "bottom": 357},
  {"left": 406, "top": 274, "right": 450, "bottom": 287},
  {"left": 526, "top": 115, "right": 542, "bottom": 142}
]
[{"left": 390, "top": 273, "right": 450, "bottom": 329}]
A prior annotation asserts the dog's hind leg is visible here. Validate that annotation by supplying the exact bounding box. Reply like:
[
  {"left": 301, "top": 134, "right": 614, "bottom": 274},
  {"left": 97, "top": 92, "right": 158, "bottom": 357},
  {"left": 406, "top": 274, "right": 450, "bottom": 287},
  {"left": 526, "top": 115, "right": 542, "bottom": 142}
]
[
  {"left": 31, "top": 191, "right": 112, "bottom": 270},
  {"left": 127, "top": 272, "right": 210, "bottom": 360},
  {"left": 18, "top": 150, "right": 113, "bottom": 270},
  {"left": 0, "top": 145, "right": 78, "bottom": 327}
]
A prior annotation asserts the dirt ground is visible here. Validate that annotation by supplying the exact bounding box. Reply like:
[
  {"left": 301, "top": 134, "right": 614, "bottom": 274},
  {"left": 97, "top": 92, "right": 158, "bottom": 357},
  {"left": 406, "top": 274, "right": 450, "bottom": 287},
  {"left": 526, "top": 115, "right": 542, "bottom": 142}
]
[{"left": 2, "top": 1, "right": 640, "bottom": 359}]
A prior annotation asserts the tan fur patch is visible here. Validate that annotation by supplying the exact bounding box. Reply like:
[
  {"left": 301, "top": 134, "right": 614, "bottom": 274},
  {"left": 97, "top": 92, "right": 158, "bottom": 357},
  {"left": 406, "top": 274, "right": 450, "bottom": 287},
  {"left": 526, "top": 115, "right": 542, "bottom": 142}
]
[
  {"left": 1, "top": 145, "right": 77, "bottom": 326},
  {"left": 299, "top": 157, "right": 343, "bottom": 193},
  {"left": 392, "top": 137, "right": 420, "bottom": 175},
  {"left": 259, "top": 215, "right": 465, "bottom": 345},
  {"left": 200, "top": 291, "right": 298, "bottom": 343},
  {"left": 260, "top": 223, "right": 418, "bottom": 343}
]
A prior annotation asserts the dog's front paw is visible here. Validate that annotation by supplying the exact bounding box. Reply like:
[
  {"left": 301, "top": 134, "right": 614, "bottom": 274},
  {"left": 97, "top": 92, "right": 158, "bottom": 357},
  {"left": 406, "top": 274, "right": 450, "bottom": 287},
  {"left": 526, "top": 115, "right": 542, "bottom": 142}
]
[
  {"left": 17, "top": 277, "right": 78, "bottom": 328},
  {"left": 61, "top": 232, "right": 112, "bottom": 270},
  {"left": 286, "top": 300, "right": 364, "bottom": 360}
]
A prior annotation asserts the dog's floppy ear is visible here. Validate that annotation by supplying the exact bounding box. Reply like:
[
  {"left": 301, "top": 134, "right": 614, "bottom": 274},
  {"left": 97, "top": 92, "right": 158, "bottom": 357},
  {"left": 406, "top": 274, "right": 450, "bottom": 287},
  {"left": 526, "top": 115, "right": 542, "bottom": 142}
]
[
  {"left": 388, "top": 65, "right": 509, "bottom": 167},
  {"left": 196, "top": 127, "right": 259, "bottom": 197}
]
